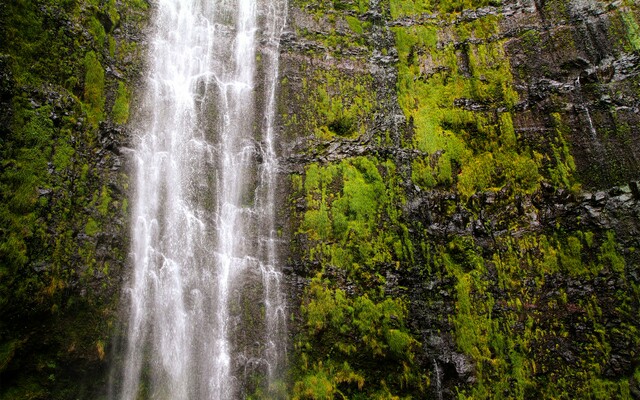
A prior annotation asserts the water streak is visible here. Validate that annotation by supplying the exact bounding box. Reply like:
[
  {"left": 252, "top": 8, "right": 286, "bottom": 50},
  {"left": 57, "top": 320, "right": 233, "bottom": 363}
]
[{"left": 112, "top": 0, "right": 287, "bottom": 398}]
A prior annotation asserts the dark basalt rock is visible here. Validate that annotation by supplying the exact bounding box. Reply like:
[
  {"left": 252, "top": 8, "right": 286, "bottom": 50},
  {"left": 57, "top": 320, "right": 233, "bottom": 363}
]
[{"left": 278, "top": 0, "right": 640, "bottom": 396}]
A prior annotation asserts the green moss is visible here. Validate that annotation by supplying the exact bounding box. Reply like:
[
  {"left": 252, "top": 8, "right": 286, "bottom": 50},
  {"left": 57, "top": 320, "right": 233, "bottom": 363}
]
[
  {"left": 546, "top": 113, "right": 576, "bottom": 190},
  {"left": 302, "top": 69, "right": 374, "bottom": 139},
  {"left": 345, "top": 16, "right": 363, "bottom": 34},
  {"left": 411, "top": 157, "right": 437, "bottom": 189},
  {"left": 390, "top": 0, "right": 433, "bottom": 18},
  {"left": 599, "top": 231, "right": 625, "bottom": 274},
  {"left": 520, "top": 29, "right": 542, "bottom": 47},
  {"left": 294, "top": 0, "right": 367, "bottom": 13},
  {"left": 88, "top": 16, "right": 106, "bottom": 47},
  {"left": 293, "top": 157, "right": 422, "bottom": 396},
  {"left": 111, "top": 81, "right": 130, "bottom": 124},
  {"left": 53, "top": 139, "right": 75, "bottom": 171},
  {"left": 108, "top": 35, "right": 117, "bottom": 58},
  {"left": 85, "top": 218, "right": 100, "bottom": 237},
  {"left": 442, "top": 0, "right": 501, "bottom": 13},
  {"left": 541, "top": 0, "right": 570, "bottom": 21},
  {"left": 126, "top": 0, "right": 149, "bottom": 10},
  {"left": 431, "top": 229, "right": 637, "bottom": 398},
  {"left": 0, "top": 0, "right": 146, "bottom": 397},
  {"left": 621, "top": 11, "right": 640, "bottom": 51},
  {"left": 83, "top": 51, "right": 105, "bottom": 125},
  {"left": 97, "top": 185, "right": 112, "bottom": 216},
  {"left": 457, "top": 153, "right": 495, "bottom": 199},
  {"left": 392, "top": 9, "right": 549, "bottom": 200},
  {"left": 293, "top": 365, "right": 337, "bottom": 399},
  {"left": 299, "top": 157, "right": 413, "bottom": 269},
  {"left": 295, "top": 275, "right": 423, "bottom": 398},
  {"left": 106, "top": 0, "right": 121, "bottom": 29}
]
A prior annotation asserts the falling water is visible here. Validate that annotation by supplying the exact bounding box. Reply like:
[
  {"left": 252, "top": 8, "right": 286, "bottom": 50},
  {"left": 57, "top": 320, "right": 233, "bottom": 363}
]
[
  {"left": 111, "top": 0, "right": 287, "bottom": 398},
  {"left": 256, "top": 0, "right": 288, "bottom": 384},
  {"left": 433, "top": 359, "right": 443, "bottom": 400}
]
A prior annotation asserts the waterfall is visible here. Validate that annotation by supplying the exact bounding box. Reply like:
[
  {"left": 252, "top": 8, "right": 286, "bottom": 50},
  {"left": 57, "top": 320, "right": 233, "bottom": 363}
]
[{"left": 111, "top": 0, "right": 287, "bottom": 398}]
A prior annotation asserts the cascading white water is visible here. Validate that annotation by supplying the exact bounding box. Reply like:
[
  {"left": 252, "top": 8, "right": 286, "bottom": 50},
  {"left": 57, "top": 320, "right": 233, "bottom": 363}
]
[
  {"left": 112, "top": 0, "right": 287, "bottom": 398},
  {"left": 257, "top": 0, "right": 288, "bottom": 383}
]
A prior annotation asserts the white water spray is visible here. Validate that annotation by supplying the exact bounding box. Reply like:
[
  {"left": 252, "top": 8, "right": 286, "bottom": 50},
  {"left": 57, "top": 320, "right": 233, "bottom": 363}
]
[{"left": 112, "top": 0, "right": 287, "bottom": 398}]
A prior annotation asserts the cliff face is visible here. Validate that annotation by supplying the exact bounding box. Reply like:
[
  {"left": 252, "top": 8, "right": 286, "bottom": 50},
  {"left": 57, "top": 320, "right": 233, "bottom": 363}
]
[
  {"left": 1, "top": 0, "right": 639, "bottom": 398},
  {"left": 0, "top": 1, "right": 146, "bottom": 398},
  {"left": 278, "top": 0, "right": 640, "bottom": 398}
]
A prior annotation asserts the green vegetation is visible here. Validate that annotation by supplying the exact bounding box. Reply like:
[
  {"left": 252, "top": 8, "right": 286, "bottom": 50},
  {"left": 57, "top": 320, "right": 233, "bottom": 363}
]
[
  {"left": 84, "top": 51, "right": 105, "bottom": 125},
  {"left": 112, "top": 81, "right": 131, "bottom": 124},
  {"left": 286, "top": 67, "right": 375, "bottom": 140},
  {"left": 0, "top": 0, "right": 147, "bottom": 397},
  {"left": 548, "top": 113, "right": 579, "bottom": 191},
  {"left": 389, "top": 0, "right": 500, "bottom": 18},
  {"left": 285, "top": 0, "right": 640, "bottom": 397},
  {"left": 293, "top": 275, "right": 422, "bottom": 399},
  {"left": 423, "top": 231, "right": 638, "bottom": 398},
  {"left": 389, "top": 0, "right": 433, "bottom": 19},
  {"left": 621, "top": 11, "right": 640, "bottom": 51},
  {"left": 291, "top": 157, "right": 424, "bottom": 398},
  {"left": 393, "top": 14, "right": 546, "bottom": 200},
  {"left": 299, "top": 157, "right": 413, "bottom": 267},
  {"left": 345, "top": 16, "right": 363, "bottom": 35},
  {"left": 289, "top": 0, "right": 371, "bottom": 53},
  {"left": 293, "top": 0, "right": 368, "bottom": 14},
  {"left": 3, "top": 0, "right": 640, "bottom": 398}
]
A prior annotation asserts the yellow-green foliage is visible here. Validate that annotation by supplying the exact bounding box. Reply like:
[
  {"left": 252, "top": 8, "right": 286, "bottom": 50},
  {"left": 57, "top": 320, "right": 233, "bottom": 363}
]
[
  {"left": 293, "top": 363, "right": 338, "bottom": 399},
  {"left": 300, "top": 157, "right": 413, "bottom": 268},
  {"left": 88, "top": 16, "right": 106, "bottom": 46},
  {"left": 394, "top": 12, "right": 544, "bottom": 199},
  {"left": 85, "top": 218, "right": 100, "bottom": 236},
  {"left": 457, "top": 152, "right": 495, "bottom": 199},
  {"left": 289, "top": 0, "right": 370, "bottom": 52},
  {"left": 295, "top": 275, "right": 421, "bottom": 398},
  {"left": 294, "top": 68, "right": 374, "bottom": 139},
  {"left": 548, "top": 113, "right": 578, "bottom": 190},
  {"left": 433, "top": 231, "right": 637, "bottom": 399},
  {"left": 438, "top": 0, "right": 500, "bottom": 13},
  {"left": 106, "top": 0, "right": 121, "bottom": 28},
  {"left": 293, "top": 157, "right": 423, "bottom": 397},
  {"left": 389, "top": 0, "right": 433, "bottom": 19},
  {"left": 83, "top": 51, "right": 105, "bottom": 125},
  {"left": 390, "top": 0, "right": 499, "bottom": 18},
  {"left": 411, "top": 157, "right": 438, "bottom": 188},
  {"left": 0, "top": 100, "right": 56, "bottom": 297},
  {"left": 293, "top": 0, "right": 368, "bottom": 14},
  {"left": 112, "top": 81, "right": 131, "bottom": 124},
  {"left": 621, "top": 11, "right": 640, "bottom": 51},
  {"left": 345, "top": 16, "right": 363, "bottom": 34}
]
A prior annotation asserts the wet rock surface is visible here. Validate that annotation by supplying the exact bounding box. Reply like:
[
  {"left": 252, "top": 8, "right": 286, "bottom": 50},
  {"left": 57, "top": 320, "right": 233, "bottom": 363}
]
[
  {"left": 1, "top": 0, "right": 639, "bottom": 397},
  {"left": 0, "top": 1, "right": 148, "bottom": 398},
  {"left": 279, "top": 0, "right": 640, "bottom": 397}
]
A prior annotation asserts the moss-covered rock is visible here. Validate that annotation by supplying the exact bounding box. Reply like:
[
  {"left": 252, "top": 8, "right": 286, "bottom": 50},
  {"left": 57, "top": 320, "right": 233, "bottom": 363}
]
[
  {"left": 279, "top": 0, "right": 640, "bottom": 398},
  {"left": 0, "top": 0, "right": 148, "bottom": 398},
  {"left": 2, "top": 0, "right": 640, "bottom": 397}
]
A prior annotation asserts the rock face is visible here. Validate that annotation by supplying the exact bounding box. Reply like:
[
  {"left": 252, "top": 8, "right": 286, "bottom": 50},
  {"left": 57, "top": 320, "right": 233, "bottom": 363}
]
[
  {"left": 278, "top": 0, "right": 640, "bottom": 398},
  {"left": 0, "top": 1, "right": 147, "bottom": 398},
  {"left": 1, "top": 0, "right": 639, "bottom": 398}
]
